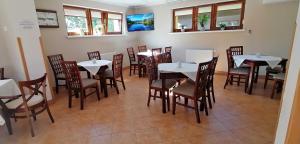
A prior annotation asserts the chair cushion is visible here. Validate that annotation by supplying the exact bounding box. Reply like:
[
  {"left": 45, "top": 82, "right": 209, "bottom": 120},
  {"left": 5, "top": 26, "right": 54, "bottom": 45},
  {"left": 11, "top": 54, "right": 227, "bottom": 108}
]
[
  {"left": 229, "top": 67, "right": 249, "bottom": 75},
  {"left": 273, "top": 73, "right": 285, "bottom": 80},
  {"left": 5, "top": 94, "right": 44, "bottom": 109},
  {"left": 104, "top": 70, "right": 113, "bottom": 78},
  {"left": 82, "top": 78, "right": 98, "bottom": 87},
  {"left": 56, "top": 73, "right": 65, "bottom": 79},
  {"left": 266, "top": 66, "right": 282, "bottom": 74},
  {"left": 151, "top": 79, "right": 177, "bottom": 89},
  {"left": 173, "top": 80, "right": 195, "bottom": 97},
  {"left": 130, "top": 61, "right": 138, "bottom": 65}
]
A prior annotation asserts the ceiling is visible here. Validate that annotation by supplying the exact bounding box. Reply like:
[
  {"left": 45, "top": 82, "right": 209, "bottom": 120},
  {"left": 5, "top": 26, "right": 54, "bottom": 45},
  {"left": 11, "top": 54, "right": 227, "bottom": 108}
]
[{"left": 90, "top": 0, "right": 189, "bottom": 7}]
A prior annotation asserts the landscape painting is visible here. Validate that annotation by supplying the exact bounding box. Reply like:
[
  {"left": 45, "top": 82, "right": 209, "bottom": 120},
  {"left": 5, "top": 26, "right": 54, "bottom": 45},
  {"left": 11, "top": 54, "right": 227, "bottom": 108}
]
[{"left": 127, "top": 13, "right": 154, "bottom": 32}]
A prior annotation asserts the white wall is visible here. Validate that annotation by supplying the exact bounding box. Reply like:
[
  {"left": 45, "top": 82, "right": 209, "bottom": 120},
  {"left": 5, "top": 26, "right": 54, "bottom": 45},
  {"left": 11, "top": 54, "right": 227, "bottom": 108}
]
[
  {"left": 133, "top": 0, "right": 298, "bottom": 73},
  {"left": 0, "top": 0, "right": 53, "bottom": 99},
  {"left": 275, "top": 1, "right": 300, "bottom": 143}
]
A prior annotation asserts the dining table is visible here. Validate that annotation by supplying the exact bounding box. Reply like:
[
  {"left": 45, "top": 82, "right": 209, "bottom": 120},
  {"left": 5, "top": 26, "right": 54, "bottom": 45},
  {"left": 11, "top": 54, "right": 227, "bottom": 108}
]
[
  {"left": 137, "top": 50, "right": 153, "bottom": 77},
  {"left": 158, "top": 62, "right": 198, "bottom": 113},
  {"left": 233, "top": 54, "right": 284, "bottom": 94},
  {"left": 77, "top": 60, "right": 112, "bottom": 97},
  {"left": 0, "top": 79, "right": 21, "bottom": 131}
]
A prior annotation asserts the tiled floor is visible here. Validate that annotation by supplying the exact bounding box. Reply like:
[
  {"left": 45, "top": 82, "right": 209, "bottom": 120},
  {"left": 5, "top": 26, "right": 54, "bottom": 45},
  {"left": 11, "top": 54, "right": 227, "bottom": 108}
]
[{"left": 0, "top": 70, "right": 281, "bottom": 144}]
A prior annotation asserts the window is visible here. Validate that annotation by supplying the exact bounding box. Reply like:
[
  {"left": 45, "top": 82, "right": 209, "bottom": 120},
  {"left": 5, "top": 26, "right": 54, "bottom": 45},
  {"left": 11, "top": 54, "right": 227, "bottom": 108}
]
[
  {"left": 173, "top": 0, "right": 245, "bottom": 32},
  {"left": 107, "top": 13, "right": 122, "bottom": 34},
  {"left": 63, "top": 6, "right": 123, "bottom": 36}
]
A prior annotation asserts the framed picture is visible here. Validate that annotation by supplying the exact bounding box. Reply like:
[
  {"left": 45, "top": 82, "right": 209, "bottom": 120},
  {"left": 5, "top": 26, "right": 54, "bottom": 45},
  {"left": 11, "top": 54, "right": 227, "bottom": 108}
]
[{"left": 36, "top": 9, "right": 59, "bottom": 28}]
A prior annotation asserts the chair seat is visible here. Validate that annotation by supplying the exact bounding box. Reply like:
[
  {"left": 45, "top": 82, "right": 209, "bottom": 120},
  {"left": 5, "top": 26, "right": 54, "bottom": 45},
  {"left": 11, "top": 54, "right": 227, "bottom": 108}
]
[
  {"left": 104, "top": 70, "right": 113, "bottom": 78},
  {"left": 151, "top": 79, "right": 177, "bottom": 89},
  {"left": 229, "top": 67, "right": 249, "bottom": 75},
  {"left": 82, "top": 78, "right": 98, "bottom": 88},
  {"left": 130, "top": 61, "right": 138, "bottom": 65},
  {"left": 266, "top": 66, "right": 282, "bottom": 74},
  {"left": 273, "top": 73, "right": 285, "bottom": 80},
  {"left": 5, "top": 94, "right": 44, "bottom": 109},
  {"left": 173, "top": 80, "right": 195, "bottom": 97},
  {"left": 56, "top": 73, "right": 65, "bottom": 79}
]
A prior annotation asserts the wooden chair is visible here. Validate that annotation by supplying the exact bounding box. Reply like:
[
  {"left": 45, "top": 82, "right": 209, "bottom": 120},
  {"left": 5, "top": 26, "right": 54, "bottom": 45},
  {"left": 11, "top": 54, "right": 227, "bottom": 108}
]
[
  {"left": 165, "top": 46, "right": 172, "bottom": 53},
  {"left": 264, "top": 59, "right": 288, "bottom": 89},
  {"left": 47, "top": 54, "right": 67, "bottom": 93},
  {"left": 87, "top": 51, "right": 101, "bottom": 60},
  {"left": 206, "top": 56, "right": 219, "bottom": 109},
  {"left": 1, "top": 74, "right": 54, "bottom": 137},
  {"left": 172, "top": 61, "right": 212, "bottom": 123},
  {"left": 163, "top": 52, "right": 172, "bottom": 63},
  {"left": 224, "top": 49, "right": 250, "bottom": 91},
  {"left": 0, "top": 67, "right": 4, "bottom": 80},
  {"left": 138, "top": 45, "right": 147, "bottom": 52},
  {"left": 145, "top": 56, "right": 177, "bottom": 110},
  {"left": 271, "top": 73, "right": 285, "bottom": 99},
  {"left": 127, "top": 47, "right": 139, "bottom": 76},
  {"left": 61, "top": 61, "right": 100, "bottom": 110},
  {"left": 104, "top": 54, "right": 126, "bottom": 94}
]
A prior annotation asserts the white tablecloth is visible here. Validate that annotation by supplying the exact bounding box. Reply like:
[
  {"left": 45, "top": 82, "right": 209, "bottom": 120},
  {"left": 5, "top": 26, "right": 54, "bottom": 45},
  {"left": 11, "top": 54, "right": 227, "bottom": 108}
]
[
  {"left": 0, "top": 79, "right": 21, "bottom": 126},
  {"left": 137, "top": 50, "right": 152, "bottom": 57},
  {"left": 77, "top": 60, "right": 112, "bottom": 75},
  {"left": 158, "top": 63, "right": 198, "bottom": 81},
  {"left": 233, "top": 55, "right": 282, "bottom": 68}
]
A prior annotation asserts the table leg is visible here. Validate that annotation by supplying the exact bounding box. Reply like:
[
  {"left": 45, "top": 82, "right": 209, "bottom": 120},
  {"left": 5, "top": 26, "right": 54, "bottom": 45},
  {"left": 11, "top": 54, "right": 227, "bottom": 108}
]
[
  {"left": 87, "top": 71, "right": 91, "bottom": 79},
  {"left": 138, "top": 56, "right": 142, "bottom": 77},
  {"left": 161, "top": 77, "right": 167, "bottom": 113},
  {"left": 247, "top": 62, "right": 256, "bottom": 94}
]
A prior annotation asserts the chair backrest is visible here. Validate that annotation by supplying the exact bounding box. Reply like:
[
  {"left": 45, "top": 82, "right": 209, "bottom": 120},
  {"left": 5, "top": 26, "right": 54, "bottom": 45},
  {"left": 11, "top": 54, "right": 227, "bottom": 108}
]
[
  {"left": 229, "top": 46, "right": 243, "bottom": 56},
  {"left": 87, "top": 51, "right": 101, "bottom": 60},
  {"left": 163, "top": 52, "right": 172, "bottom": 63},
  {"left": 165, "top": 46, "right": 172, "bottom": 53},
  {"left": 18, "top": 74, "right": 48, "bottom": 110},
  {"left": 145, "top": 56, "right": 158, "bottom": 86},
  {"left": 112, "top": 53, "right": 123, "bottom": 78},
  {"left": 127, "top": 47, "right": 136, "bottom": 63},
  {"left": 208, "top": 57, "right": 219, "bottom": 83},
  {"left": 226, "top": 49, "right": 235, "bottom": 70},
  {"left": 61, "top": 61, "right": 83, "bottom": 90},
  {"left": 152, "top": 48, "right": 162, "bottom": 56},
  {"left": 193, "top": 61, "right": 212, "bottom": 98},
  {"left": 47, "top": 54, "right": 64, "bottom": 77},
  {"left": 279, "top": 58, "right": 288, "bottom": 72},
  {"left": 0, "top": 68, "right": 4, "bottom": 80},
  {"left": 138, "top": 45, "right": 147, "bottom": 52}
]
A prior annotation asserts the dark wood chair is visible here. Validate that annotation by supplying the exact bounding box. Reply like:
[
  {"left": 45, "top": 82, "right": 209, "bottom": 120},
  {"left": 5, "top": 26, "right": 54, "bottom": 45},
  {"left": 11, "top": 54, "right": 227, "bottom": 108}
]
[
  {"left": 224, "top": 49, "right": 250, "bottom": 91},
  {"left": 0, "top": 74, "right": 54, "bottom": 137},
  {"left": 0, "top": 67, "right": 4, "bottom": 80},
  {"left": 206, "top": 56, "right": 219, "bottom": 109},
  {"left": 47, "top": 54, "right": 67, "bottom": 94},
  {"left": 163, "top": 52, "right": 172, "bottom": 63},
  {"left": 145, "top": 56, "right": 176, "bottom": 110},
  {"left": 172, "top": 61, "right": 212, "bottom": 123},
  {"left": 264, "top": 59, "right": 288, "bottom": 89},
  {"left": 127, "top": 47, "right": 139, "bottom": 76},
  {"left": 61, "top": 61, "right": 100, "bottom": 110},
  {"left": 104, "top": 53, "right": 126, "bottom": 94},
  {"left": 138, "top": 45, "right": 147, "bottom": 52},
  {"left": 165, "top": 46, "right": 172, "bottom": 53},
  {"left": 271, "top": 73, "right": 285, "bottom": 99},
  {"left": 87, "top": 51, "right": 101, "bottom": 60}
]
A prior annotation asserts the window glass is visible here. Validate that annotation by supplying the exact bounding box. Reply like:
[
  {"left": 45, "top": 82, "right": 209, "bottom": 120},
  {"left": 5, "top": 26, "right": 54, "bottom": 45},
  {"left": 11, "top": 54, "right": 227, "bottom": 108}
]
[
  {"left": 198, "top": 6, "right": 212, "bottom": 31},
  {"left": 107, "top": 13, "right": 122, "bottom": 33},
  {"left": 174, "top": 9, "right": 193, "bottom": 29},
  {"left": 91, "top": 11, "right": 103, "bottom": 35},
  {"left": 64, "top": 8, "right": 88, "bottom": 35},
  {"left": 216, "top": 3, "right": 242, "bottom": 27}
]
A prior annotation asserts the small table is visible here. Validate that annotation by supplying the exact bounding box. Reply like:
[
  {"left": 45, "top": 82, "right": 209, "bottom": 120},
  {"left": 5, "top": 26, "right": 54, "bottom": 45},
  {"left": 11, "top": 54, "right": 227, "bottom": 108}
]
[
  {"left": 137, "top": 50, "right": 152, "bottom": 77},
  {"left": 233, "top": 55, "right": 283, "bottom": 94},
  {"left": 78, "top": 60, "right": 112, "bottom": 97},
  {"left": 158, "top": 63, "right": 198, "bottom": 113},
  {"left": 0, "top": 79, "right": 21, "bottom": 127}
]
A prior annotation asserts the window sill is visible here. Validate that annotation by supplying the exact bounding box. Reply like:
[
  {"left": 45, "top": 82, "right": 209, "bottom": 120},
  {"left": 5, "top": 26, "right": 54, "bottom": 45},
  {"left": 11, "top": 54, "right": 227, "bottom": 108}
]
[
  {"left": 66, "top": 34, "right": 126, "bottom": 39},
  {"left": 168, "top": 29, "right": 245, "bottom": 34}
]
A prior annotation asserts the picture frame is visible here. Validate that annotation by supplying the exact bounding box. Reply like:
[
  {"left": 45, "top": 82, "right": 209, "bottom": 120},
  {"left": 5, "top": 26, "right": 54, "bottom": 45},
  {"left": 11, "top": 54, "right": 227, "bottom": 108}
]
[{"left": 36, "top": 9, "right": 59, "bottom": 28}]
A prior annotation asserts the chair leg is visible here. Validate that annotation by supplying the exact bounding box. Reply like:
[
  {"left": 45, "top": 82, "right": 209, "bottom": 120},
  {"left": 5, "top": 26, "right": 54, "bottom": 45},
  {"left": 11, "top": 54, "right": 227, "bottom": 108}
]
[
  {"left": 153, "top": 90, "right": 157, "bottom": 100},
  {"left": 211, "top": 82, "right": 216, "bottom": 103},
  {"left": 121, "top": 76, "right": 126, "bottom": 90},
  {"left": 129, "top": 65, "right": 132, "bottom": 76},
  {"left": 80, "top": 91, "right": 84, "bottom": 110},
  {"left": 3, "top": 111, "right": 13, "bottom": 135},
  {"left": 110, "top": 79, "right": 113, "bottom": 88},
  {"left": 207, "top": 88, "right": 212, "bottom": 109},
  {"left": 25, "top": 108, "right": 34, "bottom": 137},
  {"left": 264, "top": 72, "right": 269, "bottom": 89},
  {"left": 238, "top": 76, "right": 241, "bottom": 86},
  {"left": 96, "top": 85, "right": 100, "bottom": 101},
  {"left": 113, "top": 79, "right": 119, "bottom": 94},
  {"left": 194, "top": 99, "right": 200, "bottom": 123},
  {"left": 255, "top": 66, "right": 259, "bottom": 83},
  {"left": 271, "top": 80, "right": 278, "bottom": 99},
  {"left": 68, "top": 90, "right": 72, "bottom": 108},
  {"left": 172, "top": 95, "right": 176, "bottom": 115},
  {"left": 55, "top": 79, "right": 59, "bottom": 94},
  {"left": 147, "top": 89, "right": 151, "bottom": 106},
  {"left": 224, "top": 74, "right": 230, "bottom": 89},
  {"left": 31, "top": 110, "right": 37, "bottom": 121},
  {"left": 167, "top": 91, "right": 170, "bottom": 111},
  {"left": 45, "top": 103, "right": 55, "bottom": 123}
]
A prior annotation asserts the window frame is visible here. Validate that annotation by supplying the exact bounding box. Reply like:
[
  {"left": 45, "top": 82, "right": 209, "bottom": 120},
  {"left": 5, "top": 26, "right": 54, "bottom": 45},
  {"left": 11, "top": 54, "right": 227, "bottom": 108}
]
[
  {"left": 172, "top": 0, "right": 245, "bottom": 32},
  {"left": 63, "top": 5, "right": 123, "bottom": 36}
]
